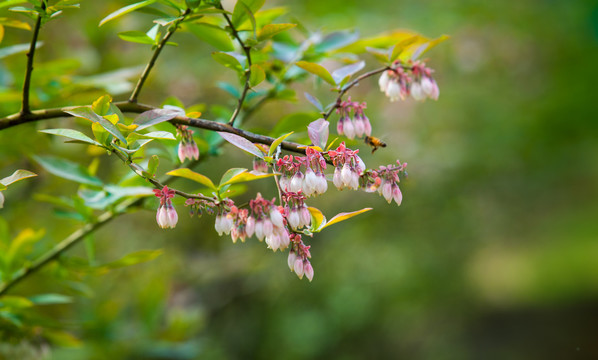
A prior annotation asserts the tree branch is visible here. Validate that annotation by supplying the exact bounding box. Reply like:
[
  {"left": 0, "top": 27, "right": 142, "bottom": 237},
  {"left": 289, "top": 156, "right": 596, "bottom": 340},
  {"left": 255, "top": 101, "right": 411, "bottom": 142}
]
[
  {"left": 323, "top": 67, "right": 390, "bottom": 120},
  {"left": 20, "top": 2, "right": 45, "bottom": 115},
  {"left": 218, "top": 4, "right": 252, "bottom": 127},
  {"left": 128, "top": 8, "right": 191, "bottom": 103}
]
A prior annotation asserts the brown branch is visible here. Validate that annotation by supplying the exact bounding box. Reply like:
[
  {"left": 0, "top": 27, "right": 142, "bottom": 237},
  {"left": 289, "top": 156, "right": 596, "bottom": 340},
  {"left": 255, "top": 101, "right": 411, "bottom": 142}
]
[
  {"left": 128, "top": 8, "right": 191, "bottom": 103},
  {"left": 20, "top": 2, "right": 45, "bottom": 115},
  {"left": 323, "top": 67, "right": 390, "bottom": 120}
]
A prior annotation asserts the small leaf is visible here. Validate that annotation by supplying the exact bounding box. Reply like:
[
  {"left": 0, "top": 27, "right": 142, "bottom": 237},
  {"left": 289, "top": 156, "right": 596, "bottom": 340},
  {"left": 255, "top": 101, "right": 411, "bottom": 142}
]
[
  {"left": 366, "top": 46, "right": 391, "bottom": 63},
  {"left": 308, "top": 207, "right": 326, "bottom": 232},
  {"left": 65, "top": 107, "right": 126, "bottom": 144},
  {"left": 307, "top": 118, "right": 329, "bottom": 149},
  {"left": 39, "top": 129, "right": 101, "bottom": 146},
  {"left": 219, "top": 170, "right": 275, "bottom": 187},
  {"left": 389, "top": 35, "right": 419, "bottom": 62},
  {"left": 118, "top": 31, "right": 155, "bottom": 45},
  {"left": 91, "top": 94, "right": 112, "bottom": 115},
  {"left": 295, "top": 61, "right": 335, "bottom": 85},
  {"left": 268, "top": 132, "right": 293, "bottom": 156},
  {"left": 249, "top": 64, "right": 265, "bottom": 87},
  {"left": 257, "top": 23, "right": 296, "bottom": 41},
  {"left": 212, "top": 51, "right": 243, "bottom": 73},
  {"left": 218, "top": 132, "right": 264, "bottom": 158},
  {"left": 0, "top": 41, "right": 42, "bottom": 59},
  {"left": 166, "top": 168, "right": 217, "bottom": 190},
  {"left": 219, "top": 168, "right": 247, "bottom": 187},
  {"left": 99, "top": 0, "right": 156, "bottom": 27},
  {"left": 33, "top": 155, "right": 103, "bottom": 187},
  {"left": 0, "top": 169, "right": 37, "bottom": 187},
  {"left": 133, "top": 108, "right": 180, "bottom": 130},
  {"left": 232, "top": 0, "right": 264, "bottom": 28},
  {"left": 0, "top": 17, "right": 31, "bottom": 30},
  {"left": 147, "top": 155, "right": 159, "bottom": 177},
  {"left": 0, "top": 296, "right": 33, "bottom": 309},
  {"left": 304, "top": 92, "right": 323, "bottom": 112},
  {"left": 217, "top": 81, "right": 241, "bottom": 98},
  {"left": 320, "top": 208, "right": 372, "bottom": 230},
  {"left": 28, "top": 293, "right": 72, "bottom": 305},
  {"left": 331, "top": 60, "right": 365, "bottom": 84},
  {"left": 128, "top": 131, "right": 176, "bottom": 141}
]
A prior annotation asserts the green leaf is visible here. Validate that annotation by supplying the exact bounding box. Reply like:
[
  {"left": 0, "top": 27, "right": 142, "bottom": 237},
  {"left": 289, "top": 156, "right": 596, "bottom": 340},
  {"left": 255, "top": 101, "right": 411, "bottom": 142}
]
[
  {"left": 257, "top": 23, "right": 295, "bottom": 41},
  {"left": 400, "top": 34, "right": 450, "bottom": 61},
  {"left": 64, "top": 107, "right": 127, "bottom": 144},
  {"left": 39, "top": 129, "right": 101, "bottom": 146},
  {"left": 295, "top": 61, "right": 335, "bottom": 86},
  {"left": 320, "top": 208, "right": 372, "bottom": 230},
  {"left": 147, "top": 155, "right": 159, "bottom": 177},
  {"left": 0, "top": 296, "right": 33, "bottom": 309},
  {"left": 212, "top": 51, "right": 243, "bottom": 73},
  {"left": 28, "top": 293, "right": 73, "bottom": 305},
  {"left": 127, "top": 131, "right": 176, "bottom": 142},
  {"left": 248, "top": 64, "right": 265, "bottom": 87},
  {"left": 0, "top": 1, "right": 28, "bottom": 10},
  {"left": 304, "top": 92, "right": 323, "bottom": 112},
  {"left": 314, "top": 30, "right": 359, "bottom": 53},
  {"left": 219, "top": 170, "right": 275, "bottom": 187},
  {"left": 33, "top": 155, "right": 103, "bottom": 187},
  {"left": 231, "top": 0, "right": 264, "bottom": 28},
  {"left": 0, "top": 41, "right": 42, "bottom": 59},
  {"left": 133, "top": 108, "right": 180, "bottom": 130},
  {"left": 99, "top": 0, "right": 156, "bottom": 27},
  {"left": 308, "top": 207, "right": 326, "bottom": 232},
  {"left": 366, "top": 47, "right": 391, "bottom": 63},
  {"left": 218, "top": 132, "right": 263, "bottom": 158},
  {"left": 0, "top": 169, "right": 37, "bottom": 187},
  {"left": 0, "top": 17, "right": 31, "bottom": 30},
  {"left": 186, "top": 23, "right": 234, "bottom": 51},
  {"left": 268, "top": 132, "right": 293, "bottom": 156},
  {"left": 118, "top": 30, "right": 155, "bottom": 45},
  {"left": 166, "top": 168, "right": 217, "bottom": 190},
  {"left": 218, "top": 168, "right": 247, "bottom": 188},
  {"left": 389, "top": 35, "right": 419, "bottom": 62},
  {"left": 331, "top": 60, "right": 365, "bottom": 84},
  {"left": 91, "top": 95, "right": 112, "bottom": 115},
  {"left": 336, "top": 29, "right": 421, "bottom": 54}
]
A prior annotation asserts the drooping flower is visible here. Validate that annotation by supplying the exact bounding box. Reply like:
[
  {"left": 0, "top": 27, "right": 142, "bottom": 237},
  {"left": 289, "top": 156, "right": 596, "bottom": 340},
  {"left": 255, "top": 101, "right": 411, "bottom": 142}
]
[
  {"left": 153, "top": 186, "right": 178, "bottom": 229},
  {"left": 176, "top": 125, "right": 199, "bottom": 163}
]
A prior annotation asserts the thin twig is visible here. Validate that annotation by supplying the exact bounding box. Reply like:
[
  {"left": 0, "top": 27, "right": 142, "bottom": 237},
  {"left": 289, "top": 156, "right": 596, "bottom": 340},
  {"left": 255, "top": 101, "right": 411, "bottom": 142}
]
[
  {"left": 217, "top": 4, "right": 252, "bottom": 127},
  {"left": 20, "top": 2, "right": 45, "bottom": 115},
  {"left": 128, "top": 8, "right": 191, "bottom": 103},
  {"left": 323, "top": 67, "right": 389, "bottom": 120}
]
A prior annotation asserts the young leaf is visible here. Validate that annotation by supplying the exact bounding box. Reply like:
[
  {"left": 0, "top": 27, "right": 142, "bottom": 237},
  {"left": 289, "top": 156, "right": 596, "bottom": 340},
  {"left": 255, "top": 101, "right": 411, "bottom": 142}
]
[
  {"left": 29, "top": 293, "right": 73, "bottom": 305},
  {"left": 0, "top": 169, "right": 37, "bottom": 187},
  {"left": 39, "top": 129, "right": 102, "bottom": 146},
  {"left": 99, "top": 0, "right": 156, "bottom": 27},
  {"left": 166, "top": 168, "right": 217, "bottom": 190},
  {"left": 249, "top": 64, "right": 265, "bottom": 87},
  {"left": 91, "top": 94, "right": 112, "bottom": 115},
  {"left": 308, "top": 207, "right": 326, "bottom": 232},
  {"left": 304, "top": 92, "right": 323, "bottom": 112},
  {"left": 232, "top": 0, "right": 264, "bottom": 28},
  {"left": 218, "top": 132, "right": 264, "bottom": 159},
  {"left": 268, "top": 132, "right": 293, "bottom": 156},
  {"left": 118, "top": 31, "right": 155, "bottom": 45},
  {"left": 257, "top": 23, "right": 296, "bottom": 42},
  {"left": 212, "top": 51, "right": 243, "bottom": 73},
  {"left": 218, "top": 168, "right": 247, "bottom": 188},
  {"left": 0, "top": 296, "right": 34, "bottom": 309},
  {"left": 219, "top": 171, "right": 275, "bottom": 187},
  {"left": 128, "top": 131, "right": 176, "bottom": 142},
  {"left": 320, "top": 208, "right": 372, "bottom": 230},
  {"left": 133, "top": 108, "right": 180, "bottom": 130},
  {"left": 331, "top": 60, "right": 365, "bottom": 84},
  {"left": 64, "top": 107, "right": 127, "bottom": 144},
  {"left": 0, "top": 17, "right": 31, "bottom": 30},
  {"left": 295, "top": 61, "right": 336, "bottom": 86},
  {"left": 186, "top": 23, "right": 234, "bottom": 51},
  {"left": 389, "top": 35, "right": 419, "bottom": 62},
  {"left": 307, "top": 118, "right": 329, "bottom": 149},
  {"left": 147, "top": 155, "right": 159, "bottom": 177},
  {"left": 33, "top": 155, "right": 103, "bottom": 187}
]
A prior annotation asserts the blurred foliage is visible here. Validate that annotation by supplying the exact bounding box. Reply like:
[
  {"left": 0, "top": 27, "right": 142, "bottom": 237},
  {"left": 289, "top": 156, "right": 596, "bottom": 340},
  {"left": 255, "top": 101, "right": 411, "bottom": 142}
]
[{"left": 1, "top": 0, "right": 598, "bottom": 359}]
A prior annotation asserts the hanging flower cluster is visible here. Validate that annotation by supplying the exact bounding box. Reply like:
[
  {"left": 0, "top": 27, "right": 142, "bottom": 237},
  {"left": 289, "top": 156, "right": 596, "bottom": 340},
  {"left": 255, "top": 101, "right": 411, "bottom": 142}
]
[
  {"left": 154, "top": 186, "right": 178, "bottom": 229},
  {"left": 281, "top": 191, "right": 311, "bottom": 231},
  {"left": 361, "top": 160, "right": 407, "bottom": 205},
  {"left": 336, "top": 97, "right": 372, "bottom": 140},
  {"left": 184, "top": 198, "right": 215, "bottom": 218},
  {"left": 176, "top": 125, "right": 199, "bottom": 163},
  {"left": 378, "top": 60, "right": 439, "bottom": 102},
  {"left": 276, "top": 147, "right": 328, "bottom": 197},
  {"left": 327, "top": 142, "right": 366, "bottom": 191},
  {"left": 287, "top": 234, "right": 314, "bottom": 281}
]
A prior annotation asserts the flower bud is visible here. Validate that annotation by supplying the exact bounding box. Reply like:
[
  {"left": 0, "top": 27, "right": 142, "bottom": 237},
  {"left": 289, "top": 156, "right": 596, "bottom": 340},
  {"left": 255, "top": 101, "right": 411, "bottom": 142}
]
[
  {"left": 382, "top": 182, "right": 393, "bottom": 203},
  {"left": 278, "top": 228, "right": 290, "bottom": 250},
  {"left": 354, "top": 116, "right": 365, "bottom": 138},
  {"left": 245, "top": 216, "right": 255, "bottom": 237},
  {"left": 288, "top": 209, "right": 301, "bottom": 229},
  {"left": 255, "top": 219, "right": 265, "bottom": 241},
  {"left": 231, "top": 228, "right": 239, "bottom": 243},
  {"left": 363, "top": 116, "right": 372, "bottom": 137},
  {"left": 343, "top": 118, "right": 355, "bottom": 140},
  {"left": 270, "top": 208, "right": 284, "bottom": 228},
  {"left": 300, "top": 206, "right": 311, "bottom": 228},
  {"left": 214, "top": 215, "right": 223, "bottom": 235},
  {"left": 290, "top": 172, "right": 304, "bottom": 193},
  {"left": 386, "top": 80, "right": 401, "bottom": 102},
  {"left": 294, "top": 258, "right": 304, "bottom": 279},
  {"left": 288, "top": 251, "right": 297, "bottom": 271},
  {"left": 333, "top": 167, "right": 343, "bottom": 189},
  {"left": 303, "top": 260, "right": 314, "bottom": 282},
  {"left": 315, "top": 173, "right": 328, "bottom": 194},
  {"left": 341, "top": 163, "right": 352, "bottom": 186},
  {"left": 305, "top": 168, "right": 318, "bottom": 194},
  {"left": 378, "top": 71, "right": 390, "bottom": 92},
  {"left": 410, "top": 81, "right": 425, "bottom": 101},
  {"left": 337, "top": 117, "right": 344, "bottom": 135},
  {"left": 262, "top": 218, "right": 274, "bottom": 238},
  {"left": 350, "top": 171, "right": 360, "bottom": 190},
  {"left": 392, "top": 184, "right": 403, "bottom": 206}
]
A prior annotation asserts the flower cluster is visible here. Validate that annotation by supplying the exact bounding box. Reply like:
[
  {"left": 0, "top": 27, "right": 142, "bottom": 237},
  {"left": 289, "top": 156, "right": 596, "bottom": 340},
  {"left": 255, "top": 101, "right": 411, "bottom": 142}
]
[
  {"left": 361, "top": 160, "right": 407, "bottom": 205},
  {"left": 154, "top": 186, "right": 178, "bottom": 229},
  {"left": 184, "top": 198, "right": 215, "bottom": 218},
  {"left": 378, "top": 60, "right": 439, "bottom": 102},
  {"left": 214, "top": 195, "right": 291, "bottom": 251},
  {"left": 281, "top": 191, "right": 311, "bottom": 230},
  {"left": 327, "top": 142, "right": 365, "bottom": 191},
  {"left": 276, "top": 147, "right": 327, "bottom": 197},
  {"left": 176, "top": 125, "right": 199, "bottom": 163},
  {"left": 336, "top": 97, "right": 372, "bottom": 140},
  {"left": 287, "top": 234, "right": 314, "bottom": 281}
]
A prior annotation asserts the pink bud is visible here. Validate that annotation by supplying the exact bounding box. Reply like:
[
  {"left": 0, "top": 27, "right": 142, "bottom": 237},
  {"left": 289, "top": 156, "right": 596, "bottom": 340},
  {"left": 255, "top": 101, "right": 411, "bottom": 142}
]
[
  {"left": 300, "top": 206, "right": 311, "bottom": 228},
  {"left": 255, "top": 219, "right": 265, "bottom": 240},
  {"left": 279, "top": 175, "right": 290, "bottom": 192},
  {"left": 231, "top": 228, "right": 239, "bottom": 243},
  {"left": 177, "top": 142, "right": 186, "bottom": 163},
  {"left": 290, "top": 172, "right": 304, "bottom": 193},
  {"left": 288, "top": 251, "right": 297, "bottom": 271},
  {"left": 382, "top": 182, "right": 393, "bottom": 203},
  {"left": 270, "top": 209, "right": 284, "bottom": 228},
  {"left": 278, "top": 228, "right": 290, "bottom": 250},
  {"left": 386, "top": 80, "right": 401, "bottom": 102},
  {"left": 333, "top": 168, "right": 343, "bottom": 189},
  {"left": 303, "top": 260, "right": 314, "bottom": 282},
  {"left": 288, "top": 209, "right": 301, "bottom": 229},
  {"left": 378, "top": 71, "right": 390, "bottom": 92},
  {"left": 166, "top": 205, "right": 178, "bottom": 228},
  {"left": 354, "top": 116, "right": 365, "bottom": 138},
  {"left": 341, "top": 163, "right": 352, "bottom": 186},
  {"left": 363, "top": 116, "right": 372, "bottom": 137},
  {"left": 262, "top": 218, "right": 274, "bottom": 237},
  {"left": 315, "top": 173, "right": 328, "bottom": 194},
  {"left": 294, "top": 258, "right": 304, "bottom": 279},
  {"left": 392, "top": 184, "right": 403, "bottom": 206},
  {"left": 350, "top": 171, "right": 360, "bottom": 190},
  {"left": 245, "top": 216, "right": 255, "bottom": 237},
  {"left": 337, "top": 117, "right": 344, "bottom": 136},
  {"left": 410, "top": 81, "right": 425, "bottom": 101},
  {"left": 343, "top": 119, "right": 355, "bottom": 140},
  {"left": 266, "top": 233, "right": 281, "bottom": 251}
]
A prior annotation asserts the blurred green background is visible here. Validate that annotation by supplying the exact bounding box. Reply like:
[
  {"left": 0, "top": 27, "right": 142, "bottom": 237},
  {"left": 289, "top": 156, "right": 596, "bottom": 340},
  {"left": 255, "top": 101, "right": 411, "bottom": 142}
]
[{"left": 1, "top": 0, "right": 598, "bottom": 359}]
